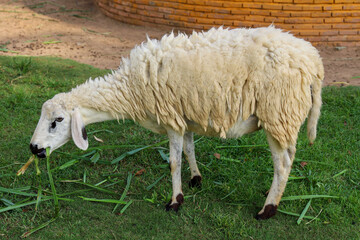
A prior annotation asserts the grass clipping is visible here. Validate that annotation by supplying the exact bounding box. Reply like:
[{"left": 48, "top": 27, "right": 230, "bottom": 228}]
[{"left": 20, "top": 148, "right": 60, "bottom": 238}]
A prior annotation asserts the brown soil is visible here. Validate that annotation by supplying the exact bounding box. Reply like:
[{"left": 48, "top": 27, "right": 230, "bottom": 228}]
[{"left": 1, "top": 0, "right": 359, "bottom": 86}]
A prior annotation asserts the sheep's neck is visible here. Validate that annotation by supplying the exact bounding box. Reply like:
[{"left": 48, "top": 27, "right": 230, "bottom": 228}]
[{"left": 69, "top": 73, "right": 134, "bottom": 124}]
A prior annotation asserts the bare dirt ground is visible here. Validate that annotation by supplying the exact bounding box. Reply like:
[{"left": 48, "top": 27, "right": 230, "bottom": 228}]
[{"left": 0, "top": 0, "right": 359, "bottom": 86}]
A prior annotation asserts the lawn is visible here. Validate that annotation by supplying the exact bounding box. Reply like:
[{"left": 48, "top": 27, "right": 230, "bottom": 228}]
[{"left": 0, "top": 56, "right": 359, "bottom": 239}]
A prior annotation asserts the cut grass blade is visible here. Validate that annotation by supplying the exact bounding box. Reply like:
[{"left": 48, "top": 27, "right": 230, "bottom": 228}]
[
  {"left": 21, "top": 217, "right": 57, "bottom": 238},
  {"left": 111, "top": 139, "right": 168, "bottom": 164},
  {"left": 281, "top": 195, "right": 339, "bottom": 201},
  {"left": 158, "top": 149, "right": 169, "bottom": 163},
  {"left": 67, "top": 181, "right": 118, "bottom": 195},
  {"left": 0, "top": 186, "right": 38, "bottom": 197},
  {"left": 0, "top": 198, "right": 14, "bottom": 207},
  {"left": 113, "top": 172, "right": 133, "bottom": 213},
  {"left": 297, "top": 199, "right": 312, "bottom": 225},
  {"left": 277, "top": 209, "right": 316, "bottom": 220},
  {"left": 17, "top": 155, "right": 35, "bottom": 176},
  {"left": 146, "top": 174, "right": 166, "bottom": 191},
  {"left": 120, "top": 200, "right": 133, "bottom": 214},
  {"left": 79, "top": 196, "right": 127, "bottom": 204},
  {"left": 0, "top": 197, "right": 72, "bottom": 214},
  {"left": 332, "top": 169, "right": 348, "bottom": 178},
  {"left": 46, "top": 148, "right": 59, "bottom": 216},
  {"left": 219, "top": 156, "right": 243, "bottom": 163}
]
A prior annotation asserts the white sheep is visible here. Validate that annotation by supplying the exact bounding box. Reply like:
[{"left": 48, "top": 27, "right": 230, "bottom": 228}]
[{"left": 30, "top": 26, "right": 324, "bottom": 219}]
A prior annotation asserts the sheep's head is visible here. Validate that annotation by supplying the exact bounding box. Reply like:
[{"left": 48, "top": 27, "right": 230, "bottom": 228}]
[{"left": 30, "top": 94, "right": 88, "bottom": 158}]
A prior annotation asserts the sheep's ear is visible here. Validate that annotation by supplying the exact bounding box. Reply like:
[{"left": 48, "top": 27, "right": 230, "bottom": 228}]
[{"left": 71, "top": 108, "right": 88, "bottom": 150}]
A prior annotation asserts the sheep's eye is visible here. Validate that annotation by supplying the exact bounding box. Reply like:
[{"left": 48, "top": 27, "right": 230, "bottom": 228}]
[{"left": 55, "top": 117, "right": 64, "bottom": 122}]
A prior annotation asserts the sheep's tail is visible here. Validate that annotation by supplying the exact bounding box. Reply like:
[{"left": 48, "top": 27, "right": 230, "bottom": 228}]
[{"left": 307, "top": 76, "right": 322, "bottom": 144}]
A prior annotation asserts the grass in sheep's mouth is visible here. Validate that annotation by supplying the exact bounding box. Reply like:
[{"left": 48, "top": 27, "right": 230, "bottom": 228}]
[{"left": 0, "top": 56, "right": 359, "bottom": 239}]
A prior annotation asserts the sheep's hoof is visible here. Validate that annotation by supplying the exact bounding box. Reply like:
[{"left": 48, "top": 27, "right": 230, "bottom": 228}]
[
  {"left": 189, "top": 175, "right": 202, "bottom": 188},
  {"left": 255, "top": 204, "right": 278, "bottom": 220},
  {"left": 165, "top": 193, "right": 184, "bottom": 212}
]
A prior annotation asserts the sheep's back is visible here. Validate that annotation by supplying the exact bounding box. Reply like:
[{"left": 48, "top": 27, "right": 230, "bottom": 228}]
[{"left": 125, "top": 27, "right": 324, "bottom": 147}]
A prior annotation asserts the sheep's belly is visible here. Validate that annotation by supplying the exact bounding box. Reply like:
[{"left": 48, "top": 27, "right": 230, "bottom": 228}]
[
  {"left": 139, "top": 115, "right": 260, "bottom": 139},
  {"left": 188, "top": 115, "right": 260, "bottom": 138}
]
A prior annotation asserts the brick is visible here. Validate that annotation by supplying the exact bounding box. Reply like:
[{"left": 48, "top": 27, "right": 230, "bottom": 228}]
[
  {"left": 335, "top": 0, "right": 357, "bottom": 2},
  {"left": 290, "top": 11, "right": 311, "bottom": 17},
  {"left": 303, "top": 18, "right": 325, "bottom": 23},
  {"left": 189, "top": 11, "right": 208, "bottom": 18},
  {"left": 328, "top": 35, "right": 348, "bottom": 41},
  {"left": 265, "top": 17, "right": 285, "bottom": 23},
  {"left": 245, "top": 15, "right": 265, "bottom": 22},
  {"left": 332, "top": 11, "right": 353, "bottom": 17},
  {"left": 231, "top": 9, "right": 251, "bottom": 15},
  {"left": 299, "top": 30, "right": 320, "bottom": 36},
  {"left": 212, "top": 8, "right": 231, "bottom": 14},
  {"left": 154, "top": 18, "right": 171, "bottom": 25},
  {"left": 271, "top": 11, "right": 291, "bottom": 17},
  {"left": 352, "top": 12, "right": 360, "bottom": 17},
  {"left": 347, "top": 35, "right": 360, "bottom": 41},
  {"left": 319, "top": 30, "right": 339, "bottom": 35},
  {"left": 284, "top": 18, "right": 303, "bottom": 24},
  {"left": 206, "top": 13, "right": 233, "bottom": 19},
  {"left": 251, "top": 23, "right": 273, "bottom": 28},
  {"left": 193, "top": 5, "right": 215, "bottom": 12},
  {"left": 196, "top": 17, "right": 215, "bottom": 24},
  {"left": 293, "top": 24, "right": 314, "bottom": 29},
  {"left": 344, "top": 18, "right": 360, "bottom": 23},
  {"left": 222, "top": 2, "right": 243, "bottom": 8},
  {"left": 232, "top": 21, "right": 252, "bottom": 28},
  {"left": 342, "top": 5, "right": 360, "bottom": 10},
  {"left": 250, "top": 9, "right": 271, "bottom": 16},
  {"left": 158, "top": 7, "right": 174, "bottom": 14},
  {"left": 274, "top": 0, "right": 293, "bottom": 2},
  {"left": 339, "top": 29, "right": 358, "bottom": 34},
  {"left": 242, "top": 3, "right": 262, "bottom": 8},
  {"left": 294, "top": 0, "right": 313, "bottom": 3},
  {"left": 324, "top": 18, "right": 344, "bottom": 23},
  {"left": 176, "top": 3, "right": 196, "bottom": 11},
  {"left": 313, "top": 23, "right": 333, "bottom": 29},
  {"left": 282, "top": 4, "right": 303, "bottom": 10},
  {"left": 314, "top": 0, "right": 333, "bottom": 3},
  {"left": 304, "top": 36, "right": 329, "bottom": 42},
  {"left": 204, "top": 1, "right": 223, "bottom": 7},
  {"left": 262, "top": 4, "right": 283, "bottom": 10},
  {"left": 323, "top": 4, "right": 343, "bottom": 10},
  {"left": 312, "top": 12, "right": 332, "bottom": 17},
  {"left": 174, "top": 9, "right": 190, "bottom": 16},
  {"left": 333, "top": 23, "right": 356, "bottom": 28},
  {"left": 302, "top": 5, "right": 322, "bottom": 10},
  {"left": 214, "top": 19, "right": 236, "bottom": 26}
]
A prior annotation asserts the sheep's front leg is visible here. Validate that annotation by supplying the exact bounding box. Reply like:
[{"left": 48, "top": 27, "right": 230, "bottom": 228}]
[
  {"left": 255, "top": 131, "right": 295, "bottom": 220},
  {"left": 183, "top": 132, "right": 202, "bottom": 188},
  {"left": 165, "top": 130, "right": 184, "bottom": 212}
]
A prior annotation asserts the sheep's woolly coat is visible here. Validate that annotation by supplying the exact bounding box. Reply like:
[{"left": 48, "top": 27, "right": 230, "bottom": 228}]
[{"left": 59, "top": 26, "right": 324, "bottom": 149}]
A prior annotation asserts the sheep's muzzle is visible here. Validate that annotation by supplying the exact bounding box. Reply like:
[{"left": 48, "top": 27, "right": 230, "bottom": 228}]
[{"left": 30, "top": 144, "right": 46, "bottom": 158}]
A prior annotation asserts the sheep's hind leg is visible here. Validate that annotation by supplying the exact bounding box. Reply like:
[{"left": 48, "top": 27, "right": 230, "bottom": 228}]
[
  {"left": 165, "top": 130, "right": 184, "bottom": 212},
  {"left": 183, "top": 132, "right": 202, "bottom": 188},
  {"left": 255, "top": 131, "right": 295, "bottom": 220}
]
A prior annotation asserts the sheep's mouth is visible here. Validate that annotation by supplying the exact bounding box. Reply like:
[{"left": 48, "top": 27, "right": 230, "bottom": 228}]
[
  {"left": 29, "top": 144, "right": 47, "bottom": 158},
  {"left": 36, "top": 149, "right": 47, "bottom": 158}
]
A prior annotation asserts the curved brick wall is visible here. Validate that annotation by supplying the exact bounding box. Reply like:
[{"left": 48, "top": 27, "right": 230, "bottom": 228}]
[{"left": 95, "top": 0, "right": 360, "bottom": 46}]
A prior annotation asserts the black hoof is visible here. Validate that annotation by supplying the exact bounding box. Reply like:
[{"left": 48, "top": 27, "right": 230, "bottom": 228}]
[
  {"left": 255, "top": 204, "right": 278, "bottom": 220},
  {"left": 189, "top": 175, "right": 202, "bottom": 188},
  {"left": 165, "top": 193, "right": 184, "bottom": 212}
]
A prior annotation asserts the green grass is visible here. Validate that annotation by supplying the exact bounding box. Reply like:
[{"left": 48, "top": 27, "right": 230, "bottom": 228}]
[{"left": 0, "top": 56, "right": 359, "bottom": 239}]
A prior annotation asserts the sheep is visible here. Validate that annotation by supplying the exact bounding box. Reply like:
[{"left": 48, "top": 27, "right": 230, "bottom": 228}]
[{"left": 30, "top": 26, "right": 324, "bottom": 220}]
